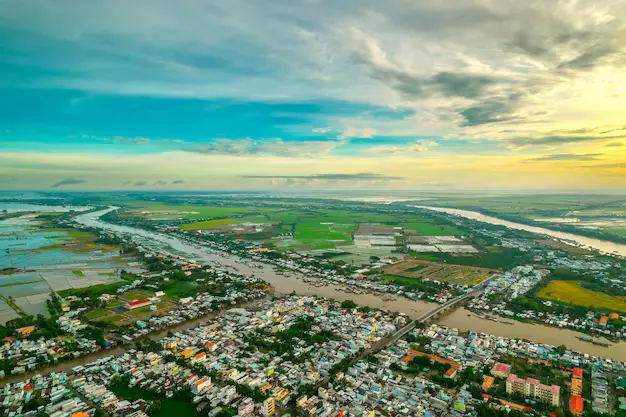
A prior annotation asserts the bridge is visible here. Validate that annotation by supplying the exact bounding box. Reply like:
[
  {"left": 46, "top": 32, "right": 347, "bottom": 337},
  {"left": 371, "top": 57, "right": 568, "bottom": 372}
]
[{"left": 367, "top": 279, "right": 492, "bottom": 353}]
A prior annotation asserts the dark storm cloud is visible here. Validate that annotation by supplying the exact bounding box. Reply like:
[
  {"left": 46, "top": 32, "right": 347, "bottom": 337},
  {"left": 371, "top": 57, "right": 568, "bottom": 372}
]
[
  {"left": 51, "top": 178, "right": 86, "bottom": 188},
  {"left": 361, "top": 59, "right": 505, "bottom": 101},
  {"left": 558, "top": 44, "right": 622, "bottom": 71},
  {"left": 459, "top": 99, "right": 518, "bottom": 127}
]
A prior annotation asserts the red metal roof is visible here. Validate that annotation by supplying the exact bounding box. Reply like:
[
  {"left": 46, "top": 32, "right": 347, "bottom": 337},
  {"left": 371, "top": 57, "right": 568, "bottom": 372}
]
[
  {"left": 570, "top": 395, "right": 584, "bottom": 414},
  {"left": 128, "top": 299, "right": 151, "bottom": 306}
]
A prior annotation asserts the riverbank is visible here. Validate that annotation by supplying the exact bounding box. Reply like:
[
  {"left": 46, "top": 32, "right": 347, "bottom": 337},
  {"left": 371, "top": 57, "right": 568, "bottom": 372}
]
[
  {"left": 74, "top": 208, "right": 438, "bottom": 318},
  {"left": 75, "top": 208, "right": 626, "bottom": 363},
  {"left": 438, "top": 308, "right": 626, "bottom": 362},
  {"left": 0, "top": 295, "right": 271, "bottom": 385},
  {"left": 414, "top": 205, "right": 626, "bottom": 257}
]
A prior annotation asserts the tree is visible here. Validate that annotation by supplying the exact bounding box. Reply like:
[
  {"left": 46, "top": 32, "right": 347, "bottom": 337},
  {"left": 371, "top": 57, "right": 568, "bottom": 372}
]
[
  {"left": 340, "top": 300, "right": 357, "bottom": 309},
  {"left": 470, "top": 384, "right": 483, "bottom": 400}
]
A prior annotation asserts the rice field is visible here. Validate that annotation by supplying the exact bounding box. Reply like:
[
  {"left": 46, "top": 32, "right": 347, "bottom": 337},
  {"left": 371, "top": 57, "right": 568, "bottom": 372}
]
[
  {"left": 382, "top": 259, "right": 494, "bottom": 286},
  {"left": 180, "top": 215, "right": 271, "bottom": 230},
  {"left": 536, "top": 280, "right": 626, "bottom": 312}
]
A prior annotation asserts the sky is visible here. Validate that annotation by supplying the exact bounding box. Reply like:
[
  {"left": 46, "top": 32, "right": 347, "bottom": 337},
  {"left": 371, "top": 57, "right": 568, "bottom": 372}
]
[{"left": 1, "top": 0, "right": 626, "bottom": 191}]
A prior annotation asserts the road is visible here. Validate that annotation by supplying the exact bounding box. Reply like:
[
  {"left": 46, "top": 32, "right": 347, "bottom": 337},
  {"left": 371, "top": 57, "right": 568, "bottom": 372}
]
[{"left": 368, "top": 287, "right": 484, "bottom": 353}]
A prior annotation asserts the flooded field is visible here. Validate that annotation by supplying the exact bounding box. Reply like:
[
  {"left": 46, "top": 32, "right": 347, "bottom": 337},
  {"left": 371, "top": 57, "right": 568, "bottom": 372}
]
[
  {"left": 1, "top": 206, "right": 143, "bottom": 323},
  {"left": 0, "top": 202, "right": 89, "bottom": 213}
]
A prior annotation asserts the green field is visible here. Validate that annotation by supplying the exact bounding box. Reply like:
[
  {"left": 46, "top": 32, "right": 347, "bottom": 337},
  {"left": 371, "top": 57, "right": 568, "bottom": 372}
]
[
  {"left": 181, "top": 215, "right": 271, "bottom": 230},
  {"left": 72, "top": 270, "right": 85, "bottom": 276},
  {"left": 94, "top": 314, "right": 125, "bottom": 324},
  {"left": 85, "top": 309, "right": 112, "bottom": 321},
  {"left": 107, "top": 299, "right": 125, "bottom": 308},
  {"left": 604, "top": 228, "right": 626, "bottom": 237},
  {"left": 163, "top": 281, "right": 197, "bottom": 298},
  {"left": 58, "top": 281, "right": 127, "bottom": 298},
  {"left": 121, "top": 291, "right": 148, "bottom": 301},
  {"left": 381, "top": 274, "right": 425, "bottom": 287},
  {"left": 118, "top": 198, "right": 472, "bottom": 251},
  {"left": 123, "top": 202, "right": 272, "bottom": 220},
  {"left": 404, "top": 222, "right": 464, "bottom": 236},
  {"left": 294, "top": 218, "right": 356, "bottom": 247},
  {"left": 0, "top": 280, "right": 41, "bottom": 288},
  {"left": 127, "top": 302, "right": 170, "bottom": 317},
  {"left": 67, "top": 231, "right": 95, "bottom": 239},
  {"left": 536, "top": 280, "right": 626, "bottom": 312}
]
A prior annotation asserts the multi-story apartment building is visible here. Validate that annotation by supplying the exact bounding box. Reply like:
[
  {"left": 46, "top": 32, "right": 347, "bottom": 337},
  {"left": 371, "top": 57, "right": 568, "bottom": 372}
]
[{"left": 506, "top": 374, "right": 560, "bottom": 406}]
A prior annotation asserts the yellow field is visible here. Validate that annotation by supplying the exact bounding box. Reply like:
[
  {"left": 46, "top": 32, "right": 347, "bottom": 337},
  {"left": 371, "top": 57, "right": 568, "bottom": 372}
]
[{"left": 536, "top": 280, "right": 626, "bottom": 312}]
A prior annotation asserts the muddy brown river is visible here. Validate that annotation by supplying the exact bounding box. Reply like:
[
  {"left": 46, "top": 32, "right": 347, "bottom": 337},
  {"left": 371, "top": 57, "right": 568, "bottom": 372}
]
[{"left": 5, "top": 206, "right": 622, "bottom": 385}]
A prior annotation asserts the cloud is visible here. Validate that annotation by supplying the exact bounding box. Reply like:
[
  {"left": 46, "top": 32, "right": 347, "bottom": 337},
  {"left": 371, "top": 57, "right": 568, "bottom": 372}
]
[
  {"left": 367, "top": 140, "right": 438, "bottom": 155},
  {"left": 181, "top": 138, "right": 343, "bottom": 158},
  {"left": 123, "top": 179, "right": 184, "bottom": 187},
  {"left": 353, "top": 34, "right": 505, "bottom": 101},
  {"left": 585, "top": 162, "right": 626, "bottom": 168},
  {"left": 242, "top": 172, "right": 403, "bottom": 181},
  {"left": 312, "top": 128, "right": 331, "bottom": 133},
  {"left": 459, "top": 96, "right": 520, "bottom": 127},
  {"left": 51, "top": 178, "right": 86, "bottom": 188},
  {"left": 338, "top": 127, "right": 376, "bottom": 139},
  {"left": 95, "top": 136, "right": 152, "bottom": 145},
  {"left": 527, "top": 153, "right": 602, "bottom": 162},
  {"left": 0, "top": 177, "right": 17, "bottom": 184},
  {"left": 509, "top": 130, "right": 626, "bottom": 148}
]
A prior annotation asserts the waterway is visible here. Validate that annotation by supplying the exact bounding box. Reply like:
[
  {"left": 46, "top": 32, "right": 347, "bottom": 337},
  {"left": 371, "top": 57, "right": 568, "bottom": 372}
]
[
  {"left": 0, "top": 296, "right": 270, "bottom": 385},
  {"left": 4, "top": 205, "right": 626, "bottom": 384},
  {"left": 74, "top": 208, "right": 436, "bottom": 318},
  {"left": 439, "top": 308, "right": 626, "bottom": 362},
  {"left": 415, "top": 205, "right": 626, "bottom": 257},
  {"left": 75, "top": 208, "right": 626, "bottom": 362}
]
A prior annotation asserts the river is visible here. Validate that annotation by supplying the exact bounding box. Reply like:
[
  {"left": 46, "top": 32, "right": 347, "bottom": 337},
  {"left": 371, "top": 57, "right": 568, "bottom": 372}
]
[
  {"left": 3, "top": 206, "right": 626, "bottom": 384},
  {"left": 415, "top": 205, "right": 626, "bottom": 257},
  {"left": 0, "top": 296, "right": 270, "bottom": 385},
  {"left": 74, "top": 209, "right": 436, "bottom": 317},
  {"left": 74, "top": 208, "right": 626, "bottom": 362},
  {"left": 439, "top": 308, "right": 626, "bottom": 362}
]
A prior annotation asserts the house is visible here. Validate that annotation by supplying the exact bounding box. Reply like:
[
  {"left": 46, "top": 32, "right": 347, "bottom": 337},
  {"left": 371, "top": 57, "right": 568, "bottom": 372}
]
[
  {"left": 444, "top": 368, "right": 457, "bottom": 379},
  {"left": 482, "top": 376, "right": 495, "bottom": 392},
  {"left": 491, "top": 362, "right": 511, "bottom": 378},
  {"left": 180, "top": 348, "right": 194, "bottom": 359},
  {"left": 261, "top": 397, "right": 275, "bottom": 416},
  {"left": 190, "top": 378, "right": 212, "bottom": 394},
  {"left": 126, "top": 299, "right": 152, "bottom": 310},
  {"left": 570, "top": 395, "right": 584, "bottom": 416},
  {"left": 16, "top": 326, "right": 35, "bottom": 337}
]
